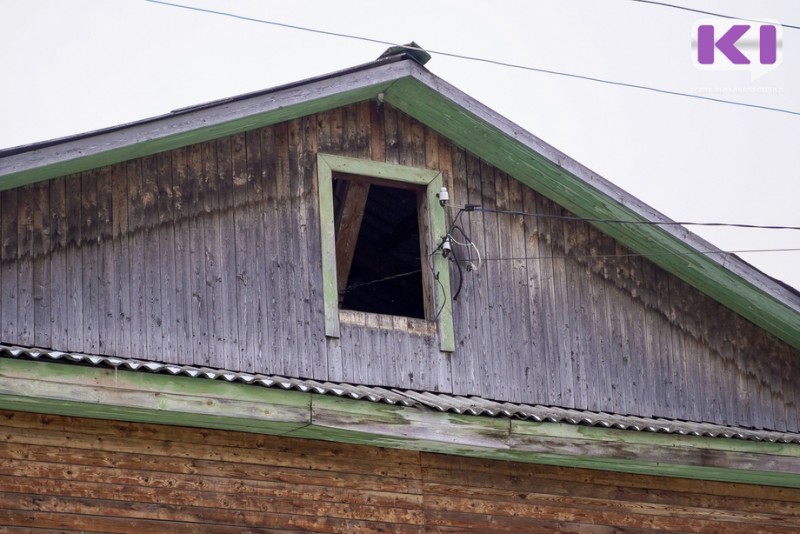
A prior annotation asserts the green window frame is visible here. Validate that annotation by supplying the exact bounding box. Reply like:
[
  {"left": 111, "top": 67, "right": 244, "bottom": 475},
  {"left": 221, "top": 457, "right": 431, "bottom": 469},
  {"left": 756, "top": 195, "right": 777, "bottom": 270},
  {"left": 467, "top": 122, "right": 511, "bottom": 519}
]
[{"left": 317, "top": 153, "right": 454, "bottom": 352}]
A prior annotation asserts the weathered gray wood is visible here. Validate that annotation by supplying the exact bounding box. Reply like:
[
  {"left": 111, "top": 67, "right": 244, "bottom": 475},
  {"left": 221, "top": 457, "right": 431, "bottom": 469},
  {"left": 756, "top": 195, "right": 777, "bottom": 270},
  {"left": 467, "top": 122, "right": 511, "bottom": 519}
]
[
  {"left": 481, "top": 163, "right": 506, "bottom": 401},
  {"left": 156, "top": 152, "right": 176, "bottom": 363},
  {"left": 185, "top": 142, "right": 208, "bottom": 366},
  {"left": 48, "top": 177, "right": 68, "bottom": 350},
  {"left": 141, "top": 156, "right": 162, "bottom": 360},
  {"left": 16, "top": 185, "right": 34, "bottom": 346},
  {"left": 464, "top": 154, "right": 492, "bottom": 399},
  {"left": 214, "top": 136, "right": 239, "bottom": 371},
  {"left": 171, "top": 147, "right": 194, "bottom": 366},
  {"left": 111, "top": 162, "right": 131, "bottom": 357},
  {"left": 0, "top": 189, "right": 16, "bottom": 341},
  {"left": 80, "top": 171, "right": 99, "bottom": 353},
  {"left": 31, "top": 181, "right": 51, "bottom": 349},
  {"left": 127, "top": 159, "right": 148, "bottom": 360},
  {"left": 273, "top": 122, "right": 297, "bottom": 377},
  {"left": 288, "top": 118, "right": 312, "bottom": 378},
  {"left": 96, "top": 165, "right": 115, "bottom": 355},
  {"left": 199, "top": 140, "right": 222, "bottom": 367},
  {"left": 300, "top": 115, "right": 328, "bottom": 379}
]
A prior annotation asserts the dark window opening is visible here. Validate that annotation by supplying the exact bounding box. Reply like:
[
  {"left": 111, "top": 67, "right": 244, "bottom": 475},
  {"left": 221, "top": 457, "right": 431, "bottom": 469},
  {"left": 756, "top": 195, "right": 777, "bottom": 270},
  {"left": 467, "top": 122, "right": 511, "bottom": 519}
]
[{"left": 333, "top": 176, "right": 425, "bottom": 319}]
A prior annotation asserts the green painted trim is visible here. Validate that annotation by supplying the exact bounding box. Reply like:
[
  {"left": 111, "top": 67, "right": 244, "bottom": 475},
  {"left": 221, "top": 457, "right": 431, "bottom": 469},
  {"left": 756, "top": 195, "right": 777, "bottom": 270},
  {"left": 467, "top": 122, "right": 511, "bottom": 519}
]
[
  {"left": 317, "top": 154, "right": 340, "bottom": 338},
  {"left": 316, "top": 153, "right": 454, "bottom": 352},
  {"left": 383, "top": 77, "right": 800, "bottom": 353},
  {"left": 1, "top": 357, "right": 799, "bottom": 488},
  {"left": 0, "top": 83, "right": 394, "bottom": 192}
]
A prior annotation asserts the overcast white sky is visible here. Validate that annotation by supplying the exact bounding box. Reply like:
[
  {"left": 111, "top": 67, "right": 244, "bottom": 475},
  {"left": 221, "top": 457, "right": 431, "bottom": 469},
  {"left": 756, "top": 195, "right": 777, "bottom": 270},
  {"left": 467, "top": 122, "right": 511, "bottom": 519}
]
[{"left": 2, "top": 0, "right": 799, "bottom": 289}]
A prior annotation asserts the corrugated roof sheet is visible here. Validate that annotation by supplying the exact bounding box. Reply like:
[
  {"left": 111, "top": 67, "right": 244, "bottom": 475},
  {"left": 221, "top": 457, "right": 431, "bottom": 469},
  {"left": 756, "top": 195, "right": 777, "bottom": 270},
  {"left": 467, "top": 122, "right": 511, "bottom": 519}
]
[{"left": 2, "top": 344, "right": 798, "bottom": 444}]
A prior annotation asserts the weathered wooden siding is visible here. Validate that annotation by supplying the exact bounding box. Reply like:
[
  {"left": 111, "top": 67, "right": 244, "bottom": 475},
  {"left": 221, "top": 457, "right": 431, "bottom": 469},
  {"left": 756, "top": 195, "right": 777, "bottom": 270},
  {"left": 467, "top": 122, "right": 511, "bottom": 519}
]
[
  {"left": 0, "top": 410, "right": 798, "bottom": 532},
  {"left": 0, "top": 101, "right": 798, "bottom": 431}
]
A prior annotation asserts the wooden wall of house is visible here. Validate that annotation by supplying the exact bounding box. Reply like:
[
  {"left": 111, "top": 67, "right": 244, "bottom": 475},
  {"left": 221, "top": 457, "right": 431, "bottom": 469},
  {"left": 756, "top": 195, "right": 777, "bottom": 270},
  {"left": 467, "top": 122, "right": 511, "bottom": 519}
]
[
  {"left": 1, "top": 409, "right": 799, "bottom": 532},
  {"left": 0, "top": 101, "right": 799, "bottom": 431}
]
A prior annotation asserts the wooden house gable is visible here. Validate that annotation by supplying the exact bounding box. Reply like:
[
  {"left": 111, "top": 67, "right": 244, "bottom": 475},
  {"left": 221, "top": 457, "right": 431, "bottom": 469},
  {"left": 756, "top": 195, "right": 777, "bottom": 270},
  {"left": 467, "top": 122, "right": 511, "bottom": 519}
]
[{"left": 0, "top": 99, "right": 797, "bottom": 434}]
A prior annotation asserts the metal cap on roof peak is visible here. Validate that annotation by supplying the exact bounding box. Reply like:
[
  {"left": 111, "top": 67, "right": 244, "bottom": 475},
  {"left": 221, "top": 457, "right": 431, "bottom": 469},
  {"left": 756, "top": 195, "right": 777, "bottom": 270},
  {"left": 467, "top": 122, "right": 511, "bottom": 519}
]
[{"left": 377, "top": 41, "right": 431, "bottom": 65}]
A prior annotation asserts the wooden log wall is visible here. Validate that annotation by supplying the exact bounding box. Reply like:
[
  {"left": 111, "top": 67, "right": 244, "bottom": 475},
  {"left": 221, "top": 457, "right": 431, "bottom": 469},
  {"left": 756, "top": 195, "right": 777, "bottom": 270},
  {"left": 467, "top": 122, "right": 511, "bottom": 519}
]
[
  {"left": 0, "top": 409, "right": 798, "bottom": 532},
  {"left": 0, "top": 101, "right": 798, "bottom": 431}
]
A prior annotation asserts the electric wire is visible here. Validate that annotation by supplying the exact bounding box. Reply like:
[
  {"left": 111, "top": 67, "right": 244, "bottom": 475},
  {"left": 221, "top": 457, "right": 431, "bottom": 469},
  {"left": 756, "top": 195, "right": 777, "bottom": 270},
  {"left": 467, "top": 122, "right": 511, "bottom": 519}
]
[
  {"left": 145, "top": 0, "right": 800, "bottom": 118},
  {"left": 477, "top": 247, "right": 800, "bottom": 262},
  {"left": 447, "top": 205, "right": 800, "bottom": 231},
  {"left": 346, "top": 246, "right": 800, "bottom": 292},
  {"left": 343, "top": 269, "right": 421, "bottom": 292},
  {"left": 627, "top": 0, "right": 800, "bottom": 30}
]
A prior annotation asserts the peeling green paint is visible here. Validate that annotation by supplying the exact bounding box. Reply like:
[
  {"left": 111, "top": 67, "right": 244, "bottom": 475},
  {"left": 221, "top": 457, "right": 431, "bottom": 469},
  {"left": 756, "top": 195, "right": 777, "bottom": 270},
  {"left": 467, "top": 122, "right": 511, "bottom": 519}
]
[{"left": 1, "top": 357, "right": 798, "bottom": 488}]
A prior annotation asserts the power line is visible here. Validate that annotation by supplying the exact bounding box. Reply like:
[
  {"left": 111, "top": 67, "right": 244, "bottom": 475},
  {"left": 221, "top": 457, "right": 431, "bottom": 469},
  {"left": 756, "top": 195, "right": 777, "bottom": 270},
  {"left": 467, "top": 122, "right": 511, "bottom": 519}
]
[
  {"left": 145, "top": 0, "right": 800, "bottom": 118},
  {"left": 627, "top": 0, "right": 800, "bottom": 30},
  {"left": 448, "top": 205, "right": 800, "bottom": 231},
  {"left": 477, "top": 248, "right": 800, "bottom": 262}
]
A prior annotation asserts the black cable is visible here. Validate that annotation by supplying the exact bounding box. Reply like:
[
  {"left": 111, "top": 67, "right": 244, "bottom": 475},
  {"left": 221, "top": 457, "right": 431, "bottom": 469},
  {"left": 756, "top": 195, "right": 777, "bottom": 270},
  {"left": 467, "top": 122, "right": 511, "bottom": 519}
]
[
  {"left": 475, "top": 247, "right": 800, "bottom": 262},
  {"left": 448, "top": 246, "right": 464, "bottom": 302},
  {"left": 627, "top": 0, "right": 800, "bottom": 30},
  {"left": 145, "top": 0, "right": 800, "bottom": 118},
  {"left": 448, "top": 205, "right": 800, "bottom": 231}
]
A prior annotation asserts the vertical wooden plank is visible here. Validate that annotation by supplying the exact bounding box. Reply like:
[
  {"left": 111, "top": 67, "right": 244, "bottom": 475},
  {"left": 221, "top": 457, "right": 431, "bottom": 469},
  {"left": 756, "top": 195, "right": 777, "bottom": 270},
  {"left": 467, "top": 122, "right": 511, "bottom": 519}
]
[
  {"left": 654, "top": 265, "right": 677, "bottom": 419},
  {"left": 16, "top": 186, "right": 34, "bottom": 346},
  {"left": 231, "top": 132, "right": 256, "bottom": 373},
  {"left": 483, "top": 166, "right": 509, "bottom": 401},
  {"left": 532, "top": 192, "right": 562, "bottom": 407},
  {"left": 505, "top": 175, "right": 531, "bottom": 403},
  {"left": 141, "top": 155, "right": 163, "bottom": 361},
  {"left": 64, "top": 175, "right": 83, "bottom": 353},
  {"left": 31, "top": 181, "right": 51, "bottom": 348},
  {"left": 256, "top": 125, "right": 282, "bottom": 375},
  {"left": 156, "top": 151, "right": 177, "bottom": 363},
  {"left": 561, "top": 212, "right": 588, "bottom": 410},
  {"left": 547, "top": 200, "right": 574, "bottom": 408},
  {"left": 127, "top": 158, "right": 148, "bottom": 360},
  {"left": 261, "top": 126, "right": 286, "bottom": 375},
  {"left": 288, "top": 118, "right": 312, "bottom": 377},
  {"left": 186, "top": 142, "right": 208, "bottom": 366},
  {"left": 0, "top": 188, "right": 18, "bottom": 343},
  {"left": 80, "top": 170, "right": 99, "bottom": 353},
  {"left": 613, "top": 241, "right": 636, "bottom": 417},
  {"left": 172, "top": 146, "right": 195, "bottom": 365},
  {"left": 300, "top": 115, "right": 328, "bottom": 379},
  {"left": 200, "top": 139, "right": 223, "bottom": 368},
  {"left": 447, "top": 146, "right": 475, "bottom": 394},
  {"left": 96, "top": 165, "right": 115, "bottom": 355},
  {"left": 666, "top": 275, "right": 692, "bottom": 421},
  {"left": 521, "top": 187, "right": 549, "bottom": 405},
  {"left": 215, "top": 136, "right": 240, "bottom": 371},
  {"left": 384, "top": 104, "right": 400, "bottom": 165},
  {"left": 276, "top": 120, "right": 299, "bottom": 376},
  {"left": 629, "top": 254, "right": 654, "bottom": 417},
  {"left": 112, "top": 162, "right": 131, "bottom": 358},
  {"left": 464, "top": 153, "right": 492, "bottom": 399},
  {"left": 246, "top": 128, "right": 269, "bottom": 373},
  {"left": 49, "top": 177, "right": 68, "bottom": 350},
  {"left": 636, "top": 256, "right": 662, "bottom": 418},
  {"left": 588, "top": 226, "right": 615, "bottom": 410}
]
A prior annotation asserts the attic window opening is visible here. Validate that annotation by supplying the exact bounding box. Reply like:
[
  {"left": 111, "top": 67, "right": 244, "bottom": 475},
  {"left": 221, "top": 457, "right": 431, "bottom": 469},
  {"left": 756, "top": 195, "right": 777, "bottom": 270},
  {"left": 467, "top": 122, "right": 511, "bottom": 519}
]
[
  {"left": 333, "top": 176, "right": 425, "bottom": 319},
  {"left": 317, "top": 153, "right": 455, "bottom": 352}
]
